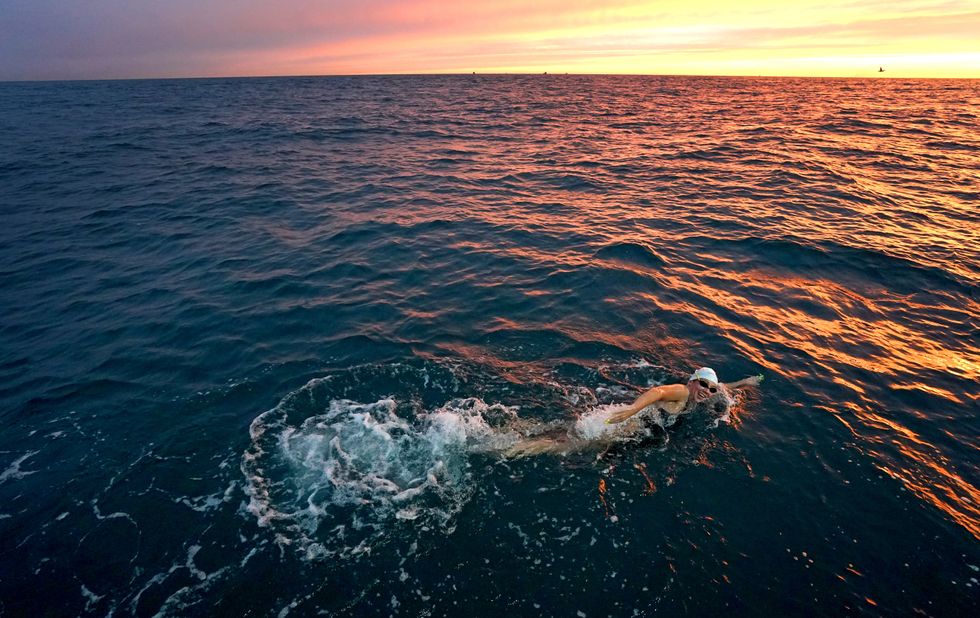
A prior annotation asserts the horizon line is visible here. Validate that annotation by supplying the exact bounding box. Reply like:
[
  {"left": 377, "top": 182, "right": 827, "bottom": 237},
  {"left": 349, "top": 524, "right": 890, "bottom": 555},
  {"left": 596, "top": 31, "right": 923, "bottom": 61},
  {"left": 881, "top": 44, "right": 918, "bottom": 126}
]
[{"left": 2, "top": 71, "right": 976, "bottom": 85}]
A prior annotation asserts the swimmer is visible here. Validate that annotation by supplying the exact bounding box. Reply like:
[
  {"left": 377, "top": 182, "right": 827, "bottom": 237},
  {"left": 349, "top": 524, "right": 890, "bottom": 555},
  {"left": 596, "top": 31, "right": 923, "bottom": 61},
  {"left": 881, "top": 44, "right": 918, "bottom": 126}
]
[
  {"left": 503, "top": 367, "right": 762, "bottom": 458},
  {"left": 605, "top": 367, "right": 762, "bottom": 425}
]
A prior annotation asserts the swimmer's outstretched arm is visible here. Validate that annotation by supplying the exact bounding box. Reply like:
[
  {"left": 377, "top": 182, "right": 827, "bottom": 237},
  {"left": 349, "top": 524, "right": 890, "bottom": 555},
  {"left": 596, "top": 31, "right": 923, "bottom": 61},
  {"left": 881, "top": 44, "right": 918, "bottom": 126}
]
[
  {"left": 605, "top": 384, "right": 688, "bottom": 424},
  {"left": 723, "top": 374, "right": 764, "bottom": 390}
]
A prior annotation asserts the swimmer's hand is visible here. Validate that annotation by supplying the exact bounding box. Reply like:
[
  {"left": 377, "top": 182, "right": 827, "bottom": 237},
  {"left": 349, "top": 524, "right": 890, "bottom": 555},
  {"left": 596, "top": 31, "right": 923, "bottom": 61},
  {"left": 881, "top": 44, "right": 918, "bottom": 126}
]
[
  {"left": 724, "top": 374, "right": 764, "bottom": 389},
  {"left": 605, "top": 408, "right": 638, "bottom": 424}
]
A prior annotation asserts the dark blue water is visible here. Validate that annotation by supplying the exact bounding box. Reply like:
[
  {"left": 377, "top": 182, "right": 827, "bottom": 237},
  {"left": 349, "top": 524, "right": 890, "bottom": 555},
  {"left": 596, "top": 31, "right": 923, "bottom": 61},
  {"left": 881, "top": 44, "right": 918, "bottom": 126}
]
[{"left": 1, "top": 75, "right": 978, "bottom": 616}]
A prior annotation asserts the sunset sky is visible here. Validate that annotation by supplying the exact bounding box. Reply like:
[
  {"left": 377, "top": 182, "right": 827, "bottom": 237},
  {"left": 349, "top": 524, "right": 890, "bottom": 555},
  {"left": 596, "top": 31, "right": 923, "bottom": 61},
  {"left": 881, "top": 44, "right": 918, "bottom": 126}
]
[{"left": 1, "top": 0, "right": 978, "bottom": 80}]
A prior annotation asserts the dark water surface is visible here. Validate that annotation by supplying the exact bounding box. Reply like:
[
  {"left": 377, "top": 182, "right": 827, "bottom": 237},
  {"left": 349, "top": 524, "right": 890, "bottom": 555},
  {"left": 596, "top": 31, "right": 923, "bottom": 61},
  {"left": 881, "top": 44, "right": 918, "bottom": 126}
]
[{"left": 1, "top": 75, "right": 978, "bottom": 616}]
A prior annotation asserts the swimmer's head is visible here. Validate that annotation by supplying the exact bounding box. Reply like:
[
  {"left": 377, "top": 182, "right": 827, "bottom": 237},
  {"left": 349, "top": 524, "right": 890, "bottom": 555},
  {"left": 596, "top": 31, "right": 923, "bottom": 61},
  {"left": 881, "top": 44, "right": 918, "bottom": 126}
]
[
  {"left": 688, "top": 367, "right": 720, "bottom": 402},
  {"left": 689, "top": 367, "right": 718, "bottom": 384}
]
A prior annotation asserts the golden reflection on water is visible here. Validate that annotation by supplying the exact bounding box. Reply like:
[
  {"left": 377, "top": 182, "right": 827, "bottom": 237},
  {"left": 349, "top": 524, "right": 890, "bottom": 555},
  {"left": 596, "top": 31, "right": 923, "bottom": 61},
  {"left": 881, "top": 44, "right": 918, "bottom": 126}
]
[
  {"left": 368, "top": 81, "right": 980, "bottom": 540},
  {"left": 647, "top": 267, "right": 979, "bottom": 380},
  {"left": 463, "top": 232, "right": 979, "bottom": 539},
  {"left": 639, "top": 261, "right": 979, "bottom": 539},
  {"left": 437, "top": 207, "right": 980, "bottom": 537}
]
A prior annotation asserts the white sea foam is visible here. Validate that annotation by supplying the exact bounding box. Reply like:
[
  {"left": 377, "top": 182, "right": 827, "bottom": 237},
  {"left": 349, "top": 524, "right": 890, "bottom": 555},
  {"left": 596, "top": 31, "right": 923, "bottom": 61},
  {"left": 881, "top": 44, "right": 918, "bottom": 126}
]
[
  {"left": 0, "top": 451, "right": 39, "bottom": 484},
  {"left": 242, "top": 385, "right": 523, "bottom": 560}
]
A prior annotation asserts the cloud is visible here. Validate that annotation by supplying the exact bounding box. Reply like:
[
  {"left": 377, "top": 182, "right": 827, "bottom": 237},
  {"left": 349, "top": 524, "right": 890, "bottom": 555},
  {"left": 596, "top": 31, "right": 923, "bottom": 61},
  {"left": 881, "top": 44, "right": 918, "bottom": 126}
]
[{"left": 1, "top": 0, "right": 978, "bottom": 79}]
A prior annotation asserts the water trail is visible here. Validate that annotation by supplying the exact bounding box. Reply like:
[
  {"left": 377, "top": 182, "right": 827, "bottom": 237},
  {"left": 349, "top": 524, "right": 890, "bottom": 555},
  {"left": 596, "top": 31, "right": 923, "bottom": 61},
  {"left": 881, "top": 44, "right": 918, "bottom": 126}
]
[
  {"left": 242, "top": 364, "right": 737, "bottom": 560},
  {"left": 242, "top": 387, "right": 523, "bottom": 560}
]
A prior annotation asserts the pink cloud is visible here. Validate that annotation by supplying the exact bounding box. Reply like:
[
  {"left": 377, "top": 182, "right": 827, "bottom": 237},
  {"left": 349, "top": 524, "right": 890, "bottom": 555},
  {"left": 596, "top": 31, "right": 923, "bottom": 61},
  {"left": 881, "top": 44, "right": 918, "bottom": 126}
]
[{"left": 1, "top": 0, "right": 978, "bottom": 79}]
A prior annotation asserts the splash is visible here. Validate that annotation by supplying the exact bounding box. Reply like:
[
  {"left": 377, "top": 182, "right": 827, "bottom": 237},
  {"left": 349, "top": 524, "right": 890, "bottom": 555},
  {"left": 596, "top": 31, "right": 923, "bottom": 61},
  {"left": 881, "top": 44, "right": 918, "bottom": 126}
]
[
  {"left": 242, "top": 376, "right": 523, "bottom": 560},
  {"left": 572, "top": 403, "right": 678, "bottom": 441}
]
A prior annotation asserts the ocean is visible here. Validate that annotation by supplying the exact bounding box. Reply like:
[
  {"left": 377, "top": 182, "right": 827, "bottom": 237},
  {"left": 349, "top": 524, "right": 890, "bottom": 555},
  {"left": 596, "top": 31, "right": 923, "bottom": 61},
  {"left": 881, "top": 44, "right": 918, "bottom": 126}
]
[{"left": 0, "top": 75, "right": 978, "bottom": 616}]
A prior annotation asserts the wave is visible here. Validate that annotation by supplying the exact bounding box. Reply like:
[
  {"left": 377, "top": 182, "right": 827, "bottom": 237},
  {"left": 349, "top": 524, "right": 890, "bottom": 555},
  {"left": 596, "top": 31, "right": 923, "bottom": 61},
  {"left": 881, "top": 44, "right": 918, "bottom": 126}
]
[
  {"left": 692, "top": 235, "right": 978, "bottom": 293},
  {"left": 593, "top": 242, "right": 667, "bottom": 269}
]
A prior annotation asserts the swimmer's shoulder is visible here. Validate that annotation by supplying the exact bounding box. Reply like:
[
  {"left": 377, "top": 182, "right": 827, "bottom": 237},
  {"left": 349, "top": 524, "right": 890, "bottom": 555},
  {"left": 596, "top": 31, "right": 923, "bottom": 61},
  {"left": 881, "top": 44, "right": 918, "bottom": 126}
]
[{"left": 657, "top": 383, "right": 689, "bottom": 401}]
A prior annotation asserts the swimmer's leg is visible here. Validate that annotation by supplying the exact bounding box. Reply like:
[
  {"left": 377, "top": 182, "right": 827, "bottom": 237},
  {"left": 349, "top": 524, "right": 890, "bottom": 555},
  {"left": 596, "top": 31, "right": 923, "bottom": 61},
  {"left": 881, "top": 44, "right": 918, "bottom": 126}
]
[
  {"left": 503, "top": 434, "right": 594, "bottom": 458},
  {"left": 504, "top": 437, "right": 569, "bottom": 458}
]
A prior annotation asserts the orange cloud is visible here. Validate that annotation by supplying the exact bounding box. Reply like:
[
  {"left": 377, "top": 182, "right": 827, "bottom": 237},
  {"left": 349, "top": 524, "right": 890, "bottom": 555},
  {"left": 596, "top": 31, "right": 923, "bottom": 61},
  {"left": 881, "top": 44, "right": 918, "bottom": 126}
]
[{"left": 2, "top": 0, "right": 978, "bottom": 79}]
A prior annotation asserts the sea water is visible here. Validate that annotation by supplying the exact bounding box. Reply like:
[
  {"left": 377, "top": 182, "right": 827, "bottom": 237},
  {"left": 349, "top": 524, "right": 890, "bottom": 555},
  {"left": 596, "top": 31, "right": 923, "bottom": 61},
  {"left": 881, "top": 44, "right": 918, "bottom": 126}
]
[{"left": 1, "top": 75, "right": 978, "bottom": 616}]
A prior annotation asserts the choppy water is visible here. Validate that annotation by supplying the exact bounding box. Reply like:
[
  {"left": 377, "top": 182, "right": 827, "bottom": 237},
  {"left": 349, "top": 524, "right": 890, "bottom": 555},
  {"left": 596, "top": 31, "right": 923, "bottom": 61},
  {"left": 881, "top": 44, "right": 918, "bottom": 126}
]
[{"left": 1, "top": 75, "right": 978, "bottom": 616}]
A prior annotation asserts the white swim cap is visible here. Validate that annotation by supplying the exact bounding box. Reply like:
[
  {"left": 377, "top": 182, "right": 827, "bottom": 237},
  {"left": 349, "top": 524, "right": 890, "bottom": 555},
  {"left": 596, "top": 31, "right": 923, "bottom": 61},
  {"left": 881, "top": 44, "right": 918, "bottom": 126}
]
[{"left": 689, "top": 367, "right": 719, "bottom": 385}]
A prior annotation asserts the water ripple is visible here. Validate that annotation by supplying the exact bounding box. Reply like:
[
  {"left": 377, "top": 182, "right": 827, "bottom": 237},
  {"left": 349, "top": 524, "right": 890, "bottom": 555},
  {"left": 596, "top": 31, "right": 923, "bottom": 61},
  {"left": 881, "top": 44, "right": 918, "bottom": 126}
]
[{"left": 0, "top": 75, "right": 978, "bottom": 616}]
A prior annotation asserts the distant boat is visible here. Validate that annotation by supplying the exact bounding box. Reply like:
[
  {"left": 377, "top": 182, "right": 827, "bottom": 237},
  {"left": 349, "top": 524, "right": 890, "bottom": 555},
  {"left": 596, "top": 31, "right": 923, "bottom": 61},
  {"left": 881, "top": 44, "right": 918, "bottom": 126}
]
[{"left": 878, "top": 67, "right": 885, "bottom": 73}]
